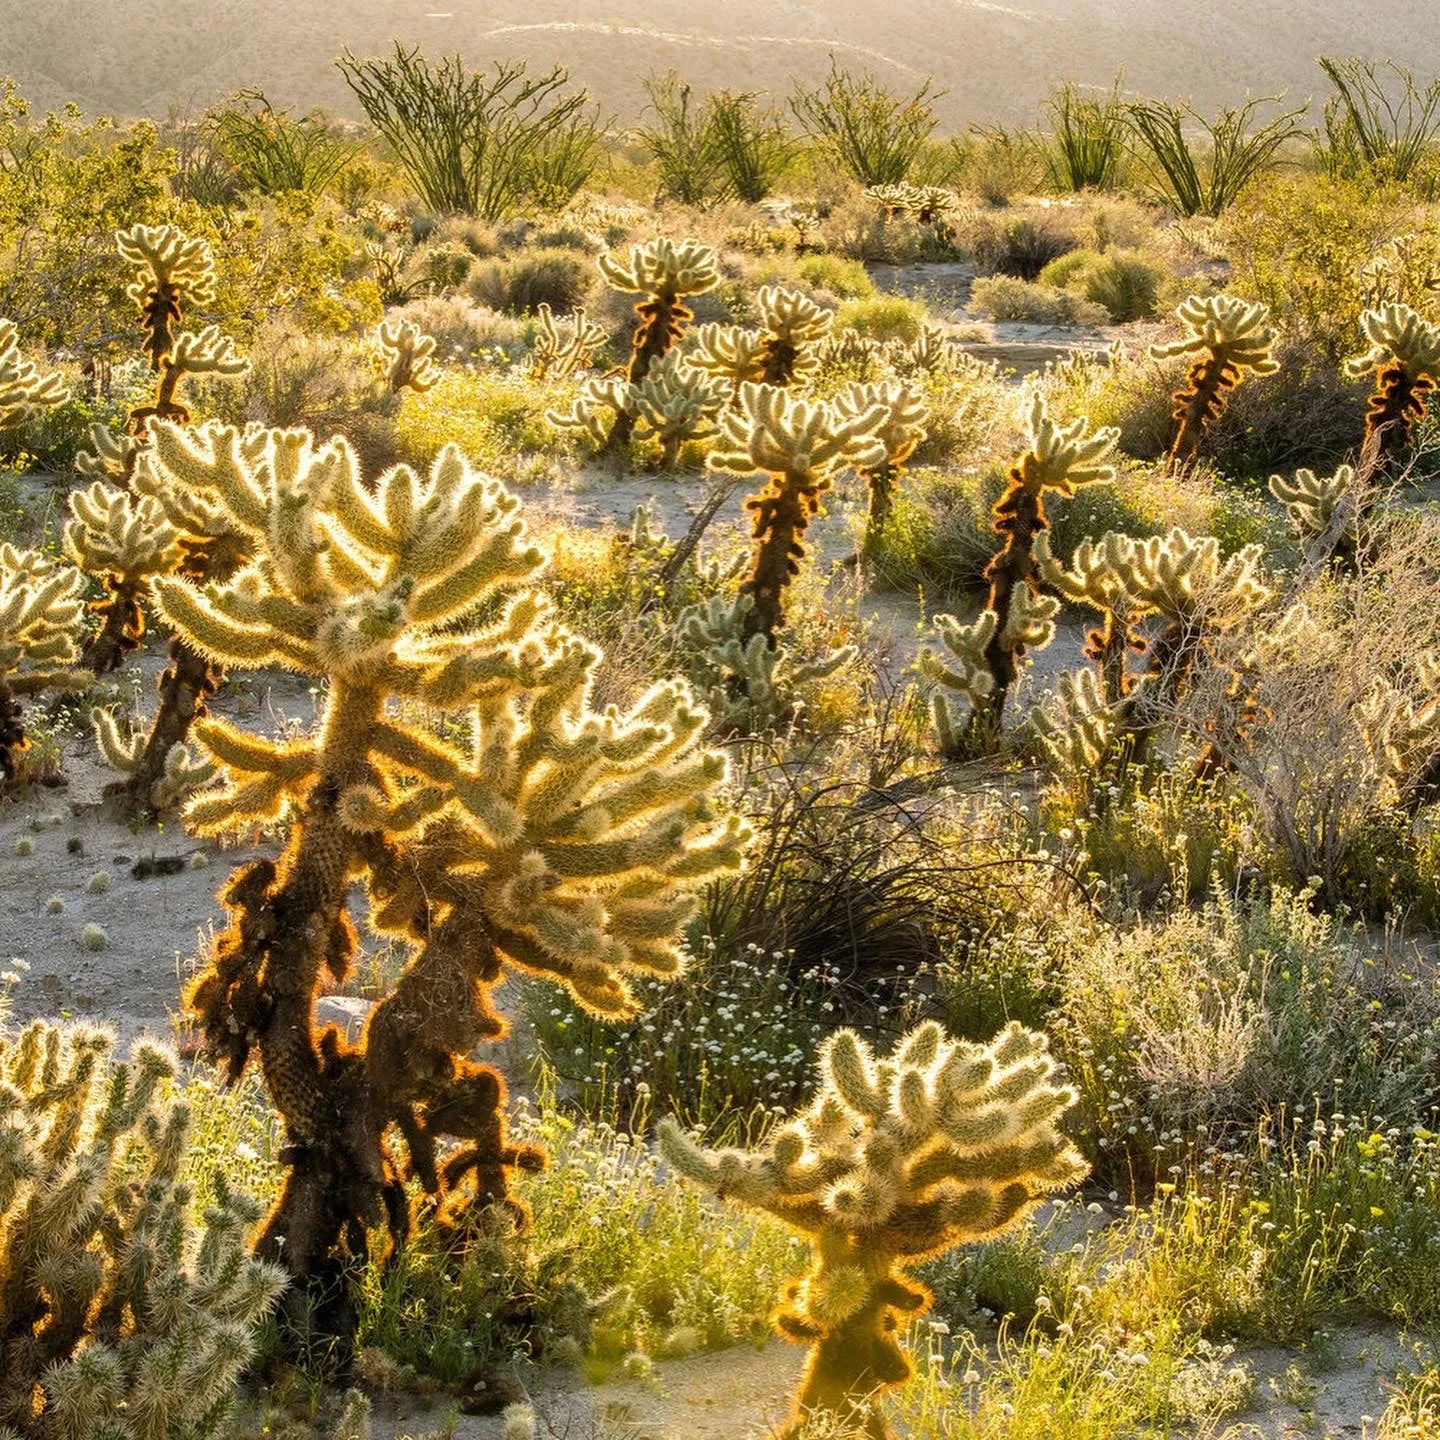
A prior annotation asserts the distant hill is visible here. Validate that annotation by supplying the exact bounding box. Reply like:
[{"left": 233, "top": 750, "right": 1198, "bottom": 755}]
[{"left": 8, "top": 1, "right": 1440, "bottom": 128}]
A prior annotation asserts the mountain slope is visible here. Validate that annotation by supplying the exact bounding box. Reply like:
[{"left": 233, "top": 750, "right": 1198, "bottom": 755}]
[{"left": 7, "top": 1, "right": 1440, "bottom": 126}]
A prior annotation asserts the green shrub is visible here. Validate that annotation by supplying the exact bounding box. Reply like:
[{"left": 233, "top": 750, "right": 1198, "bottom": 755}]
[
  {"left": 795, "top": 252, "right": 877, "bottom": 299},
  {"left": 789, "top": 60, "right": 939, "bottom": 186},
  {"left": 467, "top": 246, "right": 593, "bottom": 314},
  {"left": 971, "top": 215, "right": 1079, "bottom": 280},
  {"left": 835, "top": 293, "right": 927, "bottom": 342},
  {"left": 1038, "top": 247, "right": 1102, "bottom": 289},
  {"left": 1082, "top": 250, "right": 1162, "bottom": 321},
  {"left": 968, "top": 274, "right": 1107, "bottom": 326}
]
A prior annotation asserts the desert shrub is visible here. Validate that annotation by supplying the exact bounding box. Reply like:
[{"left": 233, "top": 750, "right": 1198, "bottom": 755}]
[
  {"left": 969, "top": 215, "right": 1079, "bottom": 280},
  {"left": 209, "top": 88, "right": 357, "bottom": 197},
  {"left": 390, "top": 294, "right": 527, "bottom": 363},
  {"left": 968, "top": 275, "right": 1107, "bottom": 326},
  {"left": 708, "top": 89, "right": 795, "bottom": 203},
  {"left": 393, "top": 365, "right": 576, "bottom": 473},
  {"left": 1082, "top": 251, "right": 1162, "bottom": 322},
  {"left": 337, "top": 43, "right": 601, "bottom": 218},
  {"left": 835, "top": 293, "right": 927, "bottom": 343},
  {"left": 950, "top": 125, "right": 1046, "bottom": 206},
  {"left": 467, "top": 246, "right": 593, "bottom": 315},
  {"left": 1221, "top": 170, "right": 1414, "bottom": 362},
  {"left": 637, "top": 71, "right": 722, "bottom": 206},
  {"left": 1319, "top": 56, "right": 1440, "bottom": 188},
  {"left": 790, "top": 60, "right": 939, "bottom": 186},
  {"left": 795, "top": 252, "right": 877, "bottom": 299}
]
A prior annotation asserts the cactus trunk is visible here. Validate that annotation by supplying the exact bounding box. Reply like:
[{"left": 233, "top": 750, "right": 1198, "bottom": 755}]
[
  {"left": 1167, "top": 352, "right": 1235, "bottom": 471},
  {"left": 980, "top": 478, "right": 1045, "bottom": 730},
  {"left": 81, "top": 576, "right": 146, "bottom": 675},
  {"left": 1364, "top": 362, "right": 1433, "bottom": 476}
]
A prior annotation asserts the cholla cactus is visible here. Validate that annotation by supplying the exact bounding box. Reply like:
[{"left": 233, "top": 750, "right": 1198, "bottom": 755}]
[
  {"left": 0, "top": 546, "right": 90, "bottom": 785},
  {"left": 816, "top": 330, "right": 888, "bottom": 382},
  {"left": 549, "top": 353, "right": 727, "bottom": 468},
  {"left": 64, "top": 482, "right": 184, "bottom": 674},
  {"left": 1033, "top": 667, "right": 1120, "bottom": 777},
  {"left": 659, "top": 1021, "right": 1085, "bottom": 1439},
  {"left": 833, "top": 380, "right": 929, "bottom": 544},
  {"left": 921, "top": 588, "right": 1059, "bottom": 759},
  {"left": 888, "top": 326, "right": 954, "bottom": 377},
  {"left": 1269, "top": 464, "right": 1358, "bottom": 563},
  {"left": 151, "top": 422, "right": 748, "bottom": 1289},
  {"left": 0, "top": 319, "right": 66, "bottom": 427},
  {"left": 753, "top": 286, "right": 834, "bottom": 387},
  {"left": 115, "top": 225, "right": 246, "bottom": 432},
  {"left": 116, "top": 223, "right": 216, "bottom": 370},
  {"left": 0, "top": 1018, "right": 285, "bottom": 1439},
  {"left": 978, "top": 392, "right": 1117, "bottom": 740},
  {"left": 677, "top": 591, "right": 855, "bottom": 736},
  {"left": 688, "top": 323, "right": 771, "bottom": 396},
  {"left": 1344, "top": 303, "right": 1440, "bottom": 472},
  {"left": 374, "top": 318, "right": 439, "bottom": 395},
  {"left": 530, "top": 303, "right": 607, "bottom": 380},
  {"left": 1034, "top": 529, "right": 1147, "bottom": 703},
  {"left": 1151, "top": 295, "right": 1278, "bottom": 471},
  {"left": 1356, "top": 656, "right": 1440, "bottom": 810},
  {"left": 712, "top": 383, "right": 887, "bottom": 643},
  {"left": 920, "top": 610, "right": 995, "bottom": 758},
  {"left": 1360, "top": 232, "right": 1440, "bottom": 311},
  {"left": 597, "top": 237, "right": 719, "bottom": 450},
  {"left": 81, "top": 424, "right": 263, "bottom": 818}
]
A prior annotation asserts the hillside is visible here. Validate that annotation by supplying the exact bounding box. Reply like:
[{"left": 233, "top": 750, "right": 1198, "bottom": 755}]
[{"left": 8, "top": 0, "right": 1440, "bottom": 126}]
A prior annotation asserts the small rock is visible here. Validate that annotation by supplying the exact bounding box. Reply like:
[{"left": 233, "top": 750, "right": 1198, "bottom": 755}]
[{"left": 313, "top": 994, "right": 374, "bottom": 1044}]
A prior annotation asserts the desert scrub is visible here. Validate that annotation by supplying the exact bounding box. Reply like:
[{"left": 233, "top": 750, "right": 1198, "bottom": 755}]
[
  {"left": 359, "top": 1091, "right": 804, "bottom": 1378},
  {"left": 394, "top": 365, "right": 579, "bottom": 476},
  {"left": 796, "top": 253, "right": 878, "bottom": 300},
  {"left": 968, "top": 276, "right": 1107, "bottom": 327},
  {"left": 467, "top": 246, "right": 594, "bottom": 315},
  {"left": 835, "top": 294, "right": 928, "bottom": 344}
]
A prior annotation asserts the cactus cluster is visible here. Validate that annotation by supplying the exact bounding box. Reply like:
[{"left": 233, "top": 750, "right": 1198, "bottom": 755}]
[
  {"left": 834, "top": 379, "right": 928, "bottom": 545},
  {"left": 1151, "top": 294, "right": 1278, "bottom": 471},
  {"left": 143, "top": 422, "right": 748, "bottom": 1305},
  {"left": 677, "top": 590, "right": 855, "bottom": 737},
  {"left": 864, "top": 183, "right": 960, "bottom": 227},
  {"left": 1269, "top": 464, "right": 1358, "bottom": 560},
  {"left": 660, "top": 1020, "right": 1085, "bottom": 1438},
  {"left": 530, "top": 303, "right": 607, "bottom": 381},
  {"left": 0, "top": 319, "right": 66, "bottom": 428},
  {"left": 0, "top": 1017, "right": 285, "bottom": 1439}
]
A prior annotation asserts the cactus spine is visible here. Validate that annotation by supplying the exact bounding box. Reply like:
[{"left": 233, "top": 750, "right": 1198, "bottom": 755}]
[
  {"left": 149, "top": 423, "right": 748, "bottom": 1323},
  {"left": 659, "top": 1021, "right": 1085, "bottom": 1439},
  {"left": 711, "top": 383, "right": 887, "bottom": 645},
  {"left": 0, "top": 1017, "right": 285, "bottom": 1438},
  {"left": 1151, "top": 295, "right": 1278, "bottom": 471},
  {"left": 1344, "top": 303, "right": 1440, "bottom": 475},
  {"left": 976, "top": 393, "right": 1117, "bottom": 743}
]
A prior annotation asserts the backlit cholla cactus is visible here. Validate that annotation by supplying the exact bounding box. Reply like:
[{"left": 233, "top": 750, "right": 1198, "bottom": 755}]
[
  {"left": 816, "top": 330, "right": 888, "bottom": 383},
  {"left": 0, "top": 319, "right": 66, "bottom": 428},
  {"left": 1032, "top": 667, "right": 1120, "bottom": 778},
  {"left": 1268, "top": 464, "right": 1359, "bottom": 564},
  {"left": 596, "top": 237, "right": 718, "bottom": 450},
  {"left": 150, "top": 423, "right": 748, "bottom": 1294},
  {"left": 753, "top": 286, "right": 834, "bottom": 387},
  {"left": 1344, "top": 303, "right": 1440, "bottom": 474},
  {"left": 115, "top": 225, "right": 247, "bottom": 431},
  {"left": 833, "top": 380, "right": 928, "bottom": 545},
  {"left": 687, "top": 323, "right": 770, "bottom": 398},
  {"left": 976, "top": 392, "right": 1117, "bottom": 741},
  {"left": 530, "top": 303, "right": 607, "bottom": 381},
  {"left": 73, "top": 425, "right": 142, "bottom": 486},
  {"left": 1356, "top": 655, "right": 1440, "bottom": 810},
  {"left": 0, "top": 1018, "right": 285, "bottom": 1440},
  {"left": 549, "top": 353, "right": 728, "bottom": 469},
  {"left": 0, "top": 546, "right": 90, "bottom": 785},
  {"left": 660, "top": 1021, "right": 1085, "bottom": 1440},
  {"left": 374, "top": 318, "right": 439, "bottom": 395},
  {"left": 921, "top": 587, "right": 1060, "bottom": 758},
  {"left": 887, "top": 326, "right": 955, "bottom": 378},
  {"left": 1151, "top": 295, "right": 1278, "bottom": 472},
  {"left": 1034, "top": 529, "right": 1147, "bottom": 704},
  {"left": 84, "top": 424, "right": 262, "bottom": 818},
  {"left": 712, "top": 383, "right": 887, "bottom": 643},
  {"left": 677, "top": 591, "right": 855, "bottom": 737},
  {"left": 64, "top": 483, "right": 184, "bottom": 675},
  {"left": 1114, "top": 528, "right": 1272, "bottom": 764}
]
